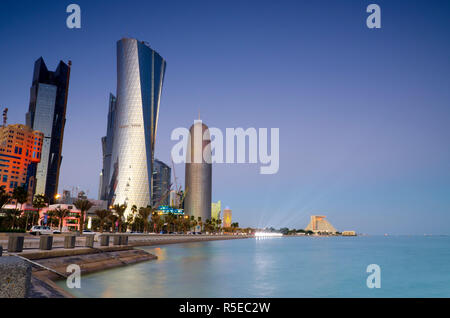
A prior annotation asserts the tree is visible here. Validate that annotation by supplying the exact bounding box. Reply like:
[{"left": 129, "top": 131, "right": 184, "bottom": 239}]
[
  {"left": 112, "top": 203, "right": 127, "bottom": 233},
  {"left": 12, "top": 186, "right": 28, "bottom": 210},
  {"left": 139, "top": 207, "right": 152, "bottom": 233},
  {"left": 53, "top": 208, "right": 69, "bottom": 232},
  {"left": 95, "top": 209, "right": 110, "bottom": 233},
  {"left": 0, "top": 187, "right": 10, "bottom": 208},
  {"left": 74, "top": 199, "right": 93, "bottom": 233},
  {"left": 108, "top": 214, "right": 118, "bottom": 232},
  {"left": 32, "top": 194, "right": 47, "bottom": 226}
]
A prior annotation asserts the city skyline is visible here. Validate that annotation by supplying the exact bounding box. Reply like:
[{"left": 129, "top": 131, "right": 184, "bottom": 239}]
[{"left": 1, "top": 0, "right": 450, "bottom": 234}]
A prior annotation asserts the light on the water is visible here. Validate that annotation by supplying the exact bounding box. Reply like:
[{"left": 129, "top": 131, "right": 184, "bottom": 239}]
[{"left": 254, "top": 232, "right": 283, "bottom": 237}]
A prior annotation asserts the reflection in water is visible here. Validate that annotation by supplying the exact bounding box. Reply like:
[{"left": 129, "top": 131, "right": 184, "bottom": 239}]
[{"left": 56, "top": 237, "right": 450, "bottom": 298}]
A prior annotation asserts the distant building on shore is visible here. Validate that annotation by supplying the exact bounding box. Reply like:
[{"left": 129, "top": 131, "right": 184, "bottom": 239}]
[
  {"left": 223, "top": 207, "right": 232, "bottom": 228},
  {"left": 305, "top": 215, "right": 337, "bottom": 234},
  {"left": 342, "top": 231, "right": 356, "bottom": 236}
]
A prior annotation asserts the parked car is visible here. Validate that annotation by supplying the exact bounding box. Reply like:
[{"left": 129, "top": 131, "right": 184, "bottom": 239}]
[
  {"left": 52, "top": 228, "right": 61, "bottom": 234},
  {"left": 30, "top": 225, "right": 53, "bottom": 235}
]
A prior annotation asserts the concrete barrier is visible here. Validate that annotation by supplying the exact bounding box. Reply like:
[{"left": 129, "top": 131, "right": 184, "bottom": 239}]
[
  {"left": 85, "top": 235, "right": 95, "bottom": 248},
  {"left": 8, "top": 235, "right": 24, "bottom": 252},
  {"left": 99, "top": 235, "right": 109, "bottom": 246},
  {"left": 121, "top": 235, "right": 128, "bottom": 246},
  {"left": 64, "top": 235, "right": 76, "bottom": 249},
  {"left": 0, "top": 256, "right": 31, "bottom": 298},
  {"left": 113, "top": 235, "right": 122, "bottom": 246},
  {"left": 39, "top": 235, "right": 53, "bottom": 250}
]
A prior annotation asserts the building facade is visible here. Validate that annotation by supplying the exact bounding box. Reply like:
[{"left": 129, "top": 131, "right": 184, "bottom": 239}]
[
  {"left": 26, "top": 57, "right": 71, "bottom": 202},
  {"left": 0, "top": 124, "right": 43, "bottom": 200},
  {"left": 152, "top": 159, "right": 171, "bottom": 206},
  {"left": 107, "top": 38, "right": 166, "bottom": 214},
  {"left": 305, "top": 215, "right": 338, "bottom": 233},
  {"left": 99, "top": 93, "right": 116, "bottom": 200},
  {"left": 184, "top": 119, "right": 212, "bottom": 221}
]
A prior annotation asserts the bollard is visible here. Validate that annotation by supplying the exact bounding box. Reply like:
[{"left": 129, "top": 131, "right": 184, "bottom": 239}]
[
  {"left": 99, "top": 235, "right": 109, "bottom": 246},
  {"left": 7, "top": 235, "right": 24, "bottom": 253},
  {"left": 0, "top": 246, "right": 2, "bottom": 257},
  {"left": 121, "top": 235, "right": 128, "bottom": 246},
  {"left": 85, "top": 235, "right": 95, "bottom": 248},
  {"left": 64, "top": 235, "right": 76, "bottom": 249},
  {"left": 113, "top": 235, "right": 122, "bottom": 246},
  {"left": 39, "top": 235, "right": 53, "bottom": 250},
  {"left": 0, "top": 256, "right": 32, "bottom": 297}
]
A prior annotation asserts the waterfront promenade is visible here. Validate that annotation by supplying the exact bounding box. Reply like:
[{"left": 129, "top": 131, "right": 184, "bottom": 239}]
[{"left": 0, "top": 233, "right": 249, "bottom": 255}]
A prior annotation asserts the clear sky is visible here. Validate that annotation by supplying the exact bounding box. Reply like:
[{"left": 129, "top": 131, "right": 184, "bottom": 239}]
[{"left": 1, "top": 0, "right": 449, "bottom": 234}]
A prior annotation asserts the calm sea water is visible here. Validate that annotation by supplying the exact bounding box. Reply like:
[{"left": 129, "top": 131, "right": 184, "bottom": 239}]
[{"left": 57, "top": 236, "right": 450, "bottom": 297}]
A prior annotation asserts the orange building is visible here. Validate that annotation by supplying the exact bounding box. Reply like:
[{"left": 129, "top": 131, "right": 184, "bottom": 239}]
[{"left": 0, "top": 124, "right": 43, "bottom": 199}]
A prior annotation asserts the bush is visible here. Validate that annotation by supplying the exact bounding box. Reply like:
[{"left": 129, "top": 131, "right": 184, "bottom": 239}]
[{"left": 0, "top": 228, "right": 26, "bottom": 233}]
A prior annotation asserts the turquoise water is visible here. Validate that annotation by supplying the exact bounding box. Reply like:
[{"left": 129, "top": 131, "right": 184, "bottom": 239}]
[{"left": 57, "top": 236, "right": 450, "bottom": 297}]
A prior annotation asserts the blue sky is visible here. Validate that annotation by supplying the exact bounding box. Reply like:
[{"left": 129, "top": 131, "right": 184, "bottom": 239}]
[{"left": 1, "top": 0, "right": 449, "bottom": 234}]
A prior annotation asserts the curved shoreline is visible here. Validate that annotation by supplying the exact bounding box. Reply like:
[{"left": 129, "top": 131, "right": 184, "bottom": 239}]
[{"left": 26, "top": 235, "right": 249, "bottom": 298}]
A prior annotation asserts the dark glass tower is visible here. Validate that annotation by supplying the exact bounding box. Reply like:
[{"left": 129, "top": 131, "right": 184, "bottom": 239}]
[
  {"left": 26, "top": 57, "right": 71, "bottom": 202},
  {"left": 99, "top": 93, "right": 116, "bottom": 200},
  {"left": 152, "top": 159, "right": 171, "bottom": 206}
]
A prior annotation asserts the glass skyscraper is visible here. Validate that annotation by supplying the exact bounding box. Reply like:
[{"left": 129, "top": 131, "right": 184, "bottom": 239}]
[
  {"left": 26, "top": 57, "right": 71, "bottom": 202},
  {"left": 152, "top": 159, "right": 171, "bottom": 206},
  {"left": 105, "top": 38, "right": 166, "bottom": 214},
  {"left": 99, "top": 93, "right": 116, "bottom": 201}
]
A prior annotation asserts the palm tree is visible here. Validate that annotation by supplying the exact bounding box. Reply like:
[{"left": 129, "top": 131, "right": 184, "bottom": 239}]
[
  {"left": 112, "top": 203, "right": 127, "bottom": 232},
  {"left": 108, "top": 214, "right": 118, "bottom": 232},
  {"left": 10, "top": 186, "right": 28, "bottom": 229},
  {"left": 95, "top": 209, "right": 110, "bottom": 233},
  {"left": 74, "top": 199, "right": 93, "bottom": 233},
  {"left": 32, "top": 194, "right": 47, "bottom": 226},
  {"left": 53, "top": 208, "right": 69, "bottom": 232},
  {"left": 197, "top": 216, "right": 203, "bottom": 232},
  {"left": 139, "top": 207, "right": 152, "bottom": 233}
]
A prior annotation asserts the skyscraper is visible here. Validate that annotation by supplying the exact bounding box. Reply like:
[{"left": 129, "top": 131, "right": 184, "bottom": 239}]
[
  {"left": 99, "top": 93, "right": 116, "bottom": 200},
  {"left": 26, "top": 57, "right": 71, "bottom": 202},
  {"left": 184, "top": 119, "right": 212, "bottom": 221},
  {"left": 107, "top": 38, "right": 166, "bottom": 214},
  {"left": 0, "top": 124, "right": 43, "bottom": 201},
  {"left": 152, "top": 159, "right": 171, "bottom": 206}
]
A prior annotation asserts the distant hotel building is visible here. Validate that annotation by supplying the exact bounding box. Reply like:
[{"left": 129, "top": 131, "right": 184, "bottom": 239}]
[
  {"left": 305, "top": 215, "right": 337, "bottom": 234},
  {"left": 184, "top": 119, "right": 212, "bottom": 221},
  {"left": 152, "top": 159, "right": 171, "bottom": 206},
  {"left": 26, "top": 57, "right": 71, "bottom": 202},
  {"left": 0, "top": 124, "right": 43, "bottom": 199},
  {"left": 100, "top": 38, "right": 166, "bottom": 214},
  {"left": 222, "top": 207, "right": 232, "bottom": 228}
]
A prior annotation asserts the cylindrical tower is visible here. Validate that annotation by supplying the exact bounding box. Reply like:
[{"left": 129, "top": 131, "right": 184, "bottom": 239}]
[{"left": 184, "top": 119, "right": 212, "bottom": 222}]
